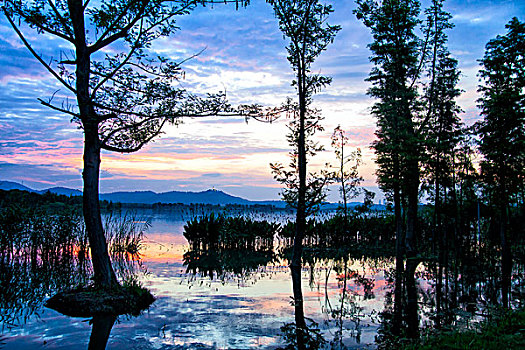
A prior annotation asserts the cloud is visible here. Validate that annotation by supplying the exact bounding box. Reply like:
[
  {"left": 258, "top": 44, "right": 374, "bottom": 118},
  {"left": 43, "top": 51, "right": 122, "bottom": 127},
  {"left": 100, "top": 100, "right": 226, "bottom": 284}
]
[
  {"left": 1, "top": 0, "right": 524, "bottom": 200},
  {"left": 0, "top": 162, "right": 82, "bottom": 189}
]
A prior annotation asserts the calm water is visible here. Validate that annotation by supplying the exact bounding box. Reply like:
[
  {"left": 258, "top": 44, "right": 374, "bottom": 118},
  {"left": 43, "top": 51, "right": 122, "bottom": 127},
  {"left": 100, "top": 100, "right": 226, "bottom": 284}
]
[{"left": 2, "top": 210, "right": 390, "bottom": 349}]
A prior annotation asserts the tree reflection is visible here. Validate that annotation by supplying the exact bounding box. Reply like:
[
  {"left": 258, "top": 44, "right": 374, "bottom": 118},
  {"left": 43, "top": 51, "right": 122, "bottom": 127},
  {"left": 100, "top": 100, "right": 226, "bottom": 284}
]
[
  {"left": 88, "top": 315, "right": 117, "bottom": 350},
  {"left": 0, "top": 247, "right": 120, "bottom": 350}
]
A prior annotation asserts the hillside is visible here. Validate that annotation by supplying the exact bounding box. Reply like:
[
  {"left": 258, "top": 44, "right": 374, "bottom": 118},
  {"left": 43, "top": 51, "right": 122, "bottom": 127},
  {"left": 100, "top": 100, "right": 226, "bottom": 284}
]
[{"left": 0, "top": 181, "right": 284, "bottom": 207}]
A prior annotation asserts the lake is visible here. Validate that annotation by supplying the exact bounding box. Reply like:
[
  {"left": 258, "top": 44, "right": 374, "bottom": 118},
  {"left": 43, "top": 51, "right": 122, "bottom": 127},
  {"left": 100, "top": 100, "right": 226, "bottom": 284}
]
[{"left": 1, "top": 209, "right": 392, "bottom": 349}]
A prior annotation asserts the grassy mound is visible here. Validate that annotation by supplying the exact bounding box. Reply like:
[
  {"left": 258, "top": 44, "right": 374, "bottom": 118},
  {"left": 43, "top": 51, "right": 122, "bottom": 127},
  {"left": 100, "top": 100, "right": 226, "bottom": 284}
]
[{"left": 45, "top": 284, "right": 155, "bottom": 317}]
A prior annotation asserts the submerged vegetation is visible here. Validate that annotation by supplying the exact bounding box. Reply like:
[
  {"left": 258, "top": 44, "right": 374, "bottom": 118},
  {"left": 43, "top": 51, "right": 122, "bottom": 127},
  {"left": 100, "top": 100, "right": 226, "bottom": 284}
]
[{"left": 183, "top": 213, "right": 278, "bottom": 277}]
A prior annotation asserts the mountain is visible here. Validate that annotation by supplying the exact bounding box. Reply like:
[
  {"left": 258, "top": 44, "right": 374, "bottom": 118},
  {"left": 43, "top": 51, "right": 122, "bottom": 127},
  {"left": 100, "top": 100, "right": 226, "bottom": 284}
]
[
  {"left": 0, "top": 181, "right": 280, "bottom": 206},
  {"left": 0, "top": 181, "right": 36, "bottom": 192},
  {"left": 0, "top": 182, "right": 83, "bottom": 197},
  {"left": 100, "top": 189, "right": 255, "bottom": 206},
  {"left": 0, "top": 181, "right": 385, "bottom": 210}
]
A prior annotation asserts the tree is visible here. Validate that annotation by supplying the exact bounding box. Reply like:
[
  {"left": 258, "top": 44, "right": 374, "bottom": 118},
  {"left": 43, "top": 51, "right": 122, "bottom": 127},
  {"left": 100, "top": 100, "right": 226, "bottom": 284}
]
[
  {"left": 419, "top": 0, "right": 462, "bottom": 326},
  {"left": 355, "top": 0, "right": 422, "bottom": 336},
  {"left": 476, "top": 17, "right": 525, "bottom": 308},
  {"left": 266, "top": 0, "right": 340, "bottom": 345},
  {"left": 2, "top": 0, "right": 249, "bottom": 288},
  {"left": 270, "top": 102, "right": 329, "bottom": 218},
  {"left": 329, "top": 125, "right": 363, "bottom": 222}
]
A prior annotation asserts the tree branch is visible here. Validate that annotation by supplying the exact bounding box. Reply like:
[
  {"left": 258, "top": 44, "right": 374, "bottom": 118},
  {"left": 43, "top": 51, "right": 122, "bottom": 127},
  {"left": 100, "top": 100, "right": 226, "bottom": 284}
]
[
  {"left": 24, "top": 12, "right": 75, "bottom": 43},
  {"left": 88, "top": 0, "right": 148, "bottom": 53},
  {"left": 90, "top": 41, "right": 140, "bottom": 98},
  {"left": 47, "top": 0, "right": 74, "bottom": 38},
  {"left": 38, "top": 98, "right": 80, "bottom": 118},
  {"left": 92, "top": 99, "right": 247, "bottom": 120},
  {"left": 101, "top": 116, "right": 162, "bottom": 145},
  {"left": 3, "top": 9, "right": 76, "bottom": 94},
  {"left": 100, "top": 119, "right": 167, "bottom": 153}
]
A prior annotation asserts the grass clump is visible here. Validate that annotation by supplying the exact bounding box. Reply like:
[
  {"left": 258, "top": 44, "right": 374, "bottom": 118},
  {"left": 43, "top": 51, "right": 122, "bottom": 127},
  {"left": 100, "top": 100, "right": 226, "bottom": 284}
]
[{"left": 401, "top": 308, "right": 525, "bottom": 350}]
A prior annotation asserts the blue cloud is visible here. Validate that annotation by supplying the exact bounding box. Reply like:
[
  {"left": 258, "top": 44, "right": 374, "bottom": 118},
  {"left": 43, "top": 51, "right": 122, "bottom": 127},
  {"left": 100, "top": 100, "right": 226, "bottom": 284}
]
[{"left": 0, "top": 0, "right": 524, "bottom": 200}]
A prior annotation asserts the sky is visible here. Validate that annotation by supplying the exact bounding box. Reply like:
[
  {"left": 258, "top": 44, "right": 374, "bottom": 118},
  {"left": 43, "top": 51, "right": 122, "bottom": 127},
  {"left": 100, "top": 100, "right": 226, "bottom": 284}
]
[{"left": 0, "top": 0, "right": 524, "bottom": 201}]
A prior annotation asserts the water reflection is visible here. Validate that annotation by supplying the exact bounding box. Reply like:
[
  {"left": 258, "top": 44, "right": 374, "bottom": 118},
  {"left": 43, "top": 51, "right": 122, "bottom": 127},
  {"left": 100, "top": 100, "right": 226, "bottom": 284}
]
[
  {"left": 182, "top": 214, "right": 278, "bottom": 279},
  {"left": 1, "top": 209, "right": 393, "bottom": 349},
  {"left": 0, "top": 209, "right": 152, "bottom": 349},
  {"left": 0, "top": 247, "right": 121, "bottom": 350}
]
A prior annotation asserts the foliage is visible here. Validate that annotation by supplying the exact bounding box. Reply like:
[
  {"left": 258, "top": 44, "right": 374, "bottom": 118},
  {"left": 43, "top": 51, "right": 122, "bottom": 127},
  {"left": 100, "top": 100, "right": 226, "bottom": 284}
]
[
  {"left": 270, "top": 106, "right": 331, "bottom": 214},
  {"left": 268, "top": 0, "right": 341, "bottom": 212},
  {"left": 355, "top": 0, "right": 422, "bottom": 199},
  {"left": 267, "top": 0, "right": 341, "bottom": 100},
  {"left": 420, "top": 0, "right": 463, "bottom": 194},
  {"left": 328, "top": 126, "right": 363, "bottom": 216},
  {"left": 476, "top": 17, "right": 525, "bottom": 207}
]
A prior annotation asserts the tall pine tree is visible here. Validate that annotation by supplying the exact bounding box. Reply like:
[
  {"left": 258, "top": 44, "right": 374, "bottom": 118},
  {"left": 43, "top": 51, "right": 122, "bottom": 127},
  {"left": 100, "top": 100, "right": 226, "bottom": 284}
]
[
  {"left": 355, "top": 0, "right": 422, "bottom": 336},
  {"left": 420, "top": 0, "right": 463, "bottom": 326},
  {"left": 476, "top": 17, "right": 525, "bottom": 308}
]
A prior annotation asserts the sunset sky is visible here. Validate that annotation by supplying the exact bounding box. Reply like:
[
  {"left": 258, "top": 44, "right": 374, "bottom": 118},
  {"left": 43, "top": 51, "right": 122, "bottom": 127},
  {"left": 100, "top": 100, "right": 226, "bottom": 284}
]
[{"left": 1, "top": 0, "right": 524, "bottom": 201}]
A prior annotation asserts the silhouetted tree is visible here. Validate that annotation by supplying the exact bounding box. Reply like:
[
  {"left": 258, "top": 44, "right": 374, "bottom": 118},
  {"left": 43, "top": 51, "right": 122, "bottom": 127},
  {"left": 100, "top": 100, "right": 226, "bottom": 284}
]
[
  {"left": 476, "top": 17, "right": 525, "bottom": 308},
  {"left": 419, "top": 0, "right": 462, "bottom": 326},
  {"left": 329, "top": 125, "right": 363, "bottom": 222},
  {"left": 355, "top": 0, "right": 422, "bottom": 337},
  {"left": 267, "top": 0, "right": 340, "bottom": 346},
  {"left": 2, "top": 0, "right": 249, "bottom": 288}
]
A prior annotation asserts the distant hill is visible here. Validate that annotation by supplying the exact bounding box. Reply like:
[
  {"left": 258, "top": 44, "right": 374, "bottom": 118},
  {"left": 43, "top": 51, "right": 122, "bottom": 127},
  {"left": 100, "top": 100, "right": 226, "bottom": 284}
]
[
  {"left": 0, "top": 181, "right": 35, "bottom": 192},
  {"left": 41, "top": 187, "right": 83, "bottom": 197},
  {"left": 0, "top": 181, "right": 286, "bottom": 207},
  {"left": 0, "top": 181, "right": 385, "bottom": 210},
  {"left": 0, "top": 181, "right": 83, "bottom": 197},
  {"left": 100, "top": 189, "right": 256, "bottom": 206}
]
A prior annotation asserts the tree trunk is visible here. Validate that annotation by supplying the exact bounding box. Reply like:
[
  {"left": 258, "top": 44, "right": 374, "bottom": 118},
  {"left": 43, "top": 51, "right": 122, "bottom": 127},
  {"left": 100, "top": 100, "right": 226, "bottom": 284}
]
[
  {"left": 392, "top": 181, "right": 404, "bottom": 337},
  {"left": 69, "top": 0, "right": 118, "bottom": 289},
  {"left": 405, "top": 256, "right": 419, "bottom": 338},
  {"left": 435, "top": 174, "right": 443, "bottom": 328},
  {"left": 83, "top": 124, "right": 118, "bottom": 288},
  {"left": 404, "top": 160, "right": 419, "bottom": 339},
  {"left": 499, "top": 198, "right": 511, "bottom": 308},
  {"left": 291, "top": 89, "right": 307, "bottom": 347}
]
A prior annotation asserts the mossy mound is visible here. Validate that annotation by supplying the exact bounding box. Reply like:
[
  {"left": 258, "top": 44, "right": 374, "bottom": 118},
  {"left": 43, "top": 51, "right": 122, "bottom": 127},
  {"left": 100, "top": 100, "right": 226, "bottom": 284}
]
[{"left": 45, "top": 284, "right": 155, "bottom": 317}]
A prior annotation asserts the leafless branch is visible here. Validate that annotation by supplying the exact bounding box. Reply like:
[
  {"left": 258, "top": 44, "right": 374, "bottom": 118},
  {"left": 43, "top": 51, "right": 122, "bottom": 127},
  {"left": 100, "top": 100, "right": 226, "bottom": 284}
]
[{"left": 38, "top": 98, "right": 80, "bottom": 118}]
